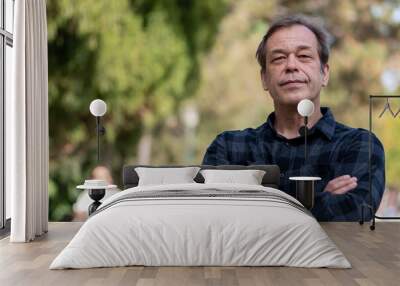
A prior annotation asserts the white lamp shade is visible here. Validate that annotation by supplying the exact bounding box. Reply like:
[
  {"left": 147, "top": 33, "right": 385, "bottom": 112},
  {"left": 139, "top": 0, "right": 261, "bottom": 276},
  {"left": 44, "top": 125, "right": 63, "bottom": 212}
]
[
  {"left": 297, "top": 99, "right": 315, "bottom": 117},
  {"left": 89, "top": 99, "right": 107, "bottom": 117}
]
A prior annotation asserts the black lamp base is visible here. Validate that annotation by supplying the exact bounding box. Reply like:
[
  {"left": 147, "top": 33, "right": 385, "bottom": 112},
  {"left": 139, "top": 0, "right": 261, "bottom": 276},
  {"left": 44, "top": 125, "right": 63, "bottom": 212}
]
[{"left": 88, "top": 189, "right": 106, "bottom": 215}]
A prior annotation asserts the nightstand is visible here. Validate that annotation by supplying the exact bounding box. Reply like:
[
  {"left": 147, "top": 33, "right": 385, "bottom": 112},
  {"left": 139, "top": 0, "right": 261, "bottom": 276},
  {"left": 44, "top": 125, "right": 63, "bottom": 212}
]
[
  {"left": 289, "top": 176, "right": 321, "bottom": 210},
  {"left": 77, "top": 181, "right": 117, "bottom": 215}
]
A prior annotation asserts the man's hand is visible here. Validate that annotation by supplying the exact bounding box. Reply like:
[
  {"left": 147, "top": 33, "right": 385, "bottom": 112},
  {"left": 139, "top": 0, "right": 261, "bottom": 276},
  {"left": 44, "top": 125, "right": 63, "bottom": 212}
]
[{"left": 323, "top": 175, "right": 358, "bottom": 195}]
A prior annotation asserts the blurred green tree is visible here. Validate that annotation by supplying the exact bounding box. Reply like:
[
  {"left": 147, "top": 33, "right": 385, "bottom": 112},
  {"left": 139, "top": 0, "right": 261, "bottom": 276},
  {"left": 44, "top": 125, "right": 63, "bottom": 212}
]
[{"left": 47, "top": 0, "right": 228, "bottom": 220}]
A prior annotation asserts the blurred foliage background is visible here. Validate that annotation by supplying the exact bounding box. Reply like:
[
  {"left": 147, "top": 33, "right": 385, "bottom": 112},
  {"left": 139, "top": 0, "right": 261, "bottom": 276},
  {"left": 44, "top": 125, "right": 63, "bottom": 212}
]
[{"left": 47, "top": 0, "right": 400, "bottom": 221}]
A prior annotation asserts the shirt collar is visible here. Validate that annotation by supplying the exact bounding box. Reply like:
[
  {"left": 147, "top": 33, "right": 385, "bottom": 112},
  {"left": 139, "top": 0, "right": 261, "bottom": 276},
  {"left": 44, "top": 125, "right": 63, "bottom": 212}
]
[{"left": 265, "top": 106, "right": 336, "bottom": 141}]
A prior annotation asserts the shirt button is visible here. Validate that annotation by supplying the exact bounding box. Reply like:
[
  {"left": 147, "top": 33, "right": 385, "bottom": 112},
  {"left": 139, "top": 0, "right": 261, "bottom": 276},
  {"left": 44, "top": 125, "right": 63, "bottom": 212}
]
[{"left": 280, "top": 173, "right": 285, "bottom": 178}]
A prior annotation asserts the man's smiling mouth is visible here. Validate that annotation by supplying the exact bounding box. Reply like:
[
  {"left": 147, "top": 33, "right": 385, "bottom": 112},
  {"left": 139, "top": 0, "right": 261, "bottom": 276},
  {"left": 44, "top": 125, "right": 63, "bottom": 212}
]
[{"left": 280, "top": 80, "right": 307, "bottom": 86}]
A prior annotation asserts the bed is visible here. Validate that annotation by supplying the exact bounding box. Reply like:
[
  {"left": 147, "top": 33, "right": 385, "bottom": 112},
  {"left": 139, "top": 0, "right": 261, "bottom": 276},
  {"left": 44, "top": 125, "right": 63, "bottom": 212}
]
[{"left": 50, "top": 165, "right": 351, "bottom": 269}]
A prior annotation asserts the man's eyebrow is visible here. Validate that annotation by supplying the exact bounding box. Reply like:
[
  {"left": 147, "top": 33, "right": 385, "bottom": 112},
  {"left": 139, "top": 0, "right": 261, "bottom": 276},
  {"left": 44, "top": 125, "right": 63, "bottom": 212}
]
[{"left": 269, "top": 45, "right": 314, "bottom": 55}]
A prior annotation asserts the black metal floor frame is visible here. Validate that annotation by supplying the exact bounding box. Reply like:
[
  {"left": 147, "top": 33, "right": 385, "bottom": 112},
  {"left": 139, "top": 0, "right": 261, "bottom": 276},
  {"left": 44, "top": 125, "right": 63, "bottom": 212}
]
[{"left": 360, "top": 95, "right": 400, "bottom": 230}]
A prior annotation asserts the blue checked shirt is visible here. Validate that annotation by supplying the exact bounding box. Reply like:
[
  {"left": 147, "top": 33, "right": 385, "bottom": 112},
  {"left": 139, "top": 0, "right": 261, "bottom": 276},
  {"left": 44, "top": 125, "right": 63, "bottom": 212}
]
[{"left": 202, "top": 107, "right": 385, "bottom": 221}]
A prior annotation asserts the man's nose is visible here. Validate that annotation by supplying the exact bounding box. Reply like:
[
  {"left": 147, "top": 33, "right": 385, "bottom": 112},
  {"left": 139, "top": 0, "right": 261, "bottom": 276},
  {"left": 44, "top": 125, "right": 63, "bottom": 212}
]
[{"left": 285, "top": 54, "right": 298, "bottom": 71}]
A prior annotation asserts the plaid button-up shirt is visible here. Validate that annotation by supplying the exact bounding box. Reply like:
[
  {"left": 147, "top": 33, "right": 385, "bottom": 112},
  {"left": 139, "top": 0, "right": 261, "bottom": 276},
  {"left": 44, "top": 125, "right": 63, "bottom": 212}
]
[{"left": 202, "top": 107, "right": 385, "bottom": 221}]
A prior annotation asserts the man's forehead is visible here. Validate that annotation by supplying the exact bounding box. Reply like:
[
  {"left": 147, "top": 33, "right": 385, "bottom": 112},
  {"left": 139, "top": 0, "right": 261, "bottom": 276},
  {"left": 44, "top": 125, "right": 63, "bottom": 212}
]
[{"left": 266, "top": 25, "right": 319, "bottom": 52}]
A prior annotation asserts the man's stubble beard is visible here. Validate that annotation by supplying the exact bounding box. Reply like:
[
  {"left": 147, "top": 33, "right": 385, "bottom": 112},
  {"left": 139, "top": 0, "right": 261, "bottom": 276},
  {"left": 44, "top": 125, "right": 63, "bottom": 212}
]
[{"left": 269, "top": 89, "right": 317, "bottom": 107}]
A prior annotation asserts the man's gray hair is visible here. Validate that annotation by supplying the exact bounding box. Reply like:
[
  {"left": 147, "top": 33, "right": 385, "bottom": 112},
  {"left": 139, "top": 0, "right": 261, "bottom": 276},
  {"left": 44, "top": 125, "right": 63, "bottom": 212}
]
[{"left": 256, "top": 14, "right": 333, "bottom": 73}]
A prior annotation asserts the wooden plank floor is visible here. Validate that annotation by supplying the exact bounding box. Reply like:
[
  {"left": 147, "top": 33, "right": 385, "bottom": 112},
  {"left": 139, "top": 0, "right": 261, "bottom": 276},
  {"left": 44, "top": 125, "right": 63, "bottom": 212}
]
[{"left": 0, "top": 222, "right": 399, "bottom": 286}]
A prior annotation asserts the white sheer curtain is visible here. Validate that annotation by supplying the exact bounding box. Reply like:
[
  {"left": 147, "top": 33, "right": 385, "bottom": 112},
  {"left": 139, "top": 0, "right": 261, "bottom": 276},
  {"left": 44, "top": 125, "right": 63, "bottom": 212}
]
[{"left": 7, "top": 0, "right": 49, "bottom": 242}]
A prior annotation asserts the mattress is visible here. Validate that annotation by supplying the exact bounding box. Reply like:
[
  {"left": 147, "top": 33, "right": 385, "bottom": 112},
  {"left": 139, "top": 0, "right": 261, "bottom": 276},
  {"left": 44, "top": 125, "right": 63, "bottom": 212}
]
[{"left": 50, "top": 183, "right": 351, "bottom": 269}]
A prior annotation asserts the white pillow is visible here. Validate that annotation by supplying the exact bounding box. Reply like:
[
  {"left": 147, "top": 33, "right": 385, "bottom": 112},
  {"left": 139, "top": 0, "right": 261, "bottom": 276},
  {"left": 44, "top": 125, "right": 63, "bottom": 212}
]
[
  {"left": 200, "top": 169, "right": 266, "bottom": 185},
  {"left": 135, "top": 167, "right": 200, "bottom": 186}
]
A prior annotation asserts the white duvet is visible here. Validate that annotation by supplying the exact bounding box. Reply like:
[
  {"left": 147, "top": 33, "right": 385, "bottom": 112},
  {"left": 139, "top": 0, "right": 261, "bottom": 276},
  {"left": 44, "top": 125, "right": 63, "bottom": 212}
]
[{"left": 50, "top": 183, "right": 351, "bottom": 269}]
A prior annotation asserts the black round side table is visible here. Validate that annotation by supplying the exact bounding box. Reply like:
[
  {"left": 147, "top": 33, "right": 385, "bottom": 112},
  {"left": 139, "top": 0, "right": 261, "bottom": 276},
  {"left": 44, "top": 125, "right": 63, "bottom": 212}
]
[
  {"left": 77, "top": 182, "right": 117, "bottom": 216},
  {"left": 289, "top": 176, "right": 321, "bottom": 210}
]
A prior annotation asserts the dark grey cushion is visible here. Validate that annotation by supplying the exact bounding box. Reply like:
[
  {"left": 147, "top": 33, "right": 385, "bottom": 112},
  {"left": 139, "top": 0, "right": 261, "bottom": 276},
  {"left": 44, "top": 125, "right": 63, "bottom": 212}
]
[{"left": 123, "top": 165, "right": 281, "bottom": 189}]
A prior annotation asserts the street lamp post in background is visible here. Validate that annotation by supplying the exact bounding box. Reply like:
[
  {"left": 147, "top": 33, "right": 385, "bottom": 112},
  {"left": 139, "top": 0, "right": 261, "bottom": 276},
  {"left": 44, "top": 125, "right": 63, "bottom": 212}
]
[{"left": 181, "top": 104, "right": 199, "bottom": 164}]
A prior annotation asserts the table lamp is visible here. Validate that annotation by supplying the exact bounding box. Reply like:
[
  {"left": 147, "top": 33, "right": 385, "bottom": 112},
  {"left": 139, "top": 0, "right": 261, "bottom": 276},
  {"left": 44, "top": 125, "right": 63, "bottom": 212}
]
[
  {"left": 289, "top": 99, "right": 321, "bottom": 210},
  {"left": 89, "top": 99, "right": 107, "bottom": 162}
]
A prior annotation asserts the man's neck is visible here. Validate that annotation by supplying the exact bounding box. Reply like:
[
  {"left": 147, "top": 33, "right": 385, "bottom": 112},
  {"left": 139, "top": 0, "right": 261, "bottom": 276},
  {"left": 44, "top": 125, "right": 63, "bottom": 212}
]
[{"left": 273, "top": 102, "right": 323, "bottom": 140}]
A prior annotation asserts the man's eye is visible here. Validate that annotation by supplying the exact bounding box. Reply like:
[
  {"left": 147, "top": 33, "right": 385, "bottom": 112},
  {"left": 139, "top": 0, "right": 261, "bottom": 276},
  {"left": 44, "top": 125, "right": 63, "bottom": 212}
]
[
  {"left": 299, "top": 55, "right": 311, "bottom": 58},
  {"left": 272, "top": 56, "right": 285, "bottom": 62}
]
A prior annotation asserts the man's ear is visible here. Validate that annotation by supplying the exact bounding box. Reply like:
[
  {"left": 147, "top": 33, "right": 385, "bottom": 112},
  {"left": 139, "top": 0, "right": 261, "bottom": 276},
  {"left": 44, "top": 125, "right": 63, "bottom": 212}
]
[
  {"left": 321, "top": 63, "right": 329, "bottom": 87},
  {"left": 260, "top": 70, "right": 268, "bottom": 91}
]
